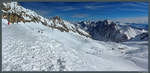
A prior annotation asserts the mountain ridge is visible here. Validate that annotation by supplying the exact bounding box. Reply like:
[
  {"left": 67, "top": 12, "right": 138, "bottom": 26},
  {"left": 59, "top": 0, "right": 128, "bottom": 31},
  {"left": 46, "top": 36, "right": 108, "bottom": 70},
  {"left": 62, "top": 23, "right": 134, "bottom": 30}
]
[
  {"left": 2, "top": 2, "right": 90, "bottom": 37},
  {"left": 76, "top": 20, "right": 147, "bottom": 42}
]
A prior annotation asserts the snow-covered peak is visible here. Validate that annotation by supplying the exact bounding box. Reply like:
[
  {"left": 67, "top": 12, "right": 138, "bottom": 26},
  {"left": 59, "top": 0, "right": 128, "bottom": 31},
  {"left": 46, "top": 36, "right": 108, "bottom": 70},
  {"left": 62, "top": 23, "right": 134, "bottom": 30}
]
[
  {"left": 2, "top": 2, "right": 46, "bottom": 22},
  {"left": 104, "top": 19, "right": 111, "bottom": 25},
  {"left": 83, "top": 21, "right": 92, "bottom": 25},
  {"left": 3, "top": 2, "right": 35, "bottom": 15},
  {"left": 2, "top": 2, "right": 90, "bottom": 37},
  {"left": 3, "top": 2, "right": 18, "bottom": 11},
  {"left": 116, "top": 22, "right": 129, "bottom": 26},
  {"left": 52, "top": 16, "right": 61, "bottom": 21}
]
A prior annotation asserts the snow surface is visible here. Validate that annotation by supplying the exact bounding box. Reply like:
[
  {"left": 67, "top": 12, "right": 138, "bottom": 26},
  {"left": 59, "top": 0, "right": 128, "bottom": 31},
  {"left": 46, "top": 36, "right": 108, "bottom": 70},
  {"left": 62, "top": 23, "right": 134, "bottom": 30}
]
[
  {"left": 2, "top": 19, "right": 148, "bottom": 71},
  {"left": 116, "top": 23, "right": 145, "bottom": 39}
]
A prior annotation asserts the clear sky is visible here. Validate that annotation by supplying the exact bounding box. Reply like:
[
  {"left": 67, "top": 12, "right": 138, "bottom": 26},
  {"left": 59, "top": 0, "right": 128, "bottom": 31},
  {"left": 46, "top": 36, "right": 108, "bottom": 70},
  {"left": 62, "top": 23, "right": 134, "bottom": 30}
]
[{"left": 19, "top": 2, "right": 148, "bottom": 24}]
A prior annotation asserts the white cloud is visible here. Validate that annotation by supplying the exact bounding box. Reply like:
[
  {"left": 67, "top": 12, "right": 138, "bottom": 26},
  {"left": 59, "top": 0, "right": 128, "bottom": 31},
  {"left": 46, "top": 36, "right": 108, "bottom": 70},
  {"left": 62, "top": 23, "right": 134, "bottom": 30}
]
[
  {"left": 117, "top": 2, "right": 148, "bottom": 13},
  {"left": 71, "top": 14, "right": 88, "bottom": 18},
  {"left": 56, "top": 6, "right": 78, "bottom": 11},
  {"left": 84, "top": 5, "right": 105, "bottom": 9},
  {"left": 122, "top": 2, "right": 148, "bottom": 8},
  {"left": 117, "top": 8, "right": 148, "bottom": 12},
  {"left": 34, "top": 10, "right": 51, "bottom": 18},
  {"left": 113, "top": 16, "right": 148, "bottom": 24}
]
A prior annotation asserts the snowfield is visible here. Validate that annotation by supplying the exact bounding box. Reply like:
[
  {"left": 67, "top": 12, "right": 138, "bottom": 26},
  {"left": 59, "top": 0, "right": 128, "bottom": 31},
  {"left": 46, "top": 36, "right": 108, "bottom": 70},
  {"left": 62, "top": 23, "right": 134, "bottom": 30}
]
[{"left": 2, "top": 19, "right": 148, "bottom": 71}]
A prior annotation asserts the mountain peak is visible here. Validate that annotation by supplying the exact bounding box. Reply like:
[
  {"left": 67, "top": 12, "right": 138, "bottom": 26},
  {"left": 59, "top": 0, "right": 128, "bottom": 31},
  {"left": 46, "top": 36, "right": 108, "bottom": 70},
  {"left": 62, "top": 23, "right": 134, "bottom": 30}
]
[
  {"left": 104, "top": 19, "right": 111, "bottom": 25},
  {"left": 52, "top": 16, "right": 61, "bottom": 21}
]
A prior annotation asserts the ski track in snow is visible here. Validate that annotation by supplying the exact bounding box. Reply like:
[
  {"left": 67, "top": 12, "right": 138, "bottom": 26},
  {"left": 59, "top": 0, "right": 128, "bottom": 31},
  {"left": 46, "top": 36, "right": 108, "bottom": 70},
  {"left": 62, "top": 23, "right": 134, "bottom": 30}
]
[{"left": 2, "top": 19, "right": 148, "bottom": 71}]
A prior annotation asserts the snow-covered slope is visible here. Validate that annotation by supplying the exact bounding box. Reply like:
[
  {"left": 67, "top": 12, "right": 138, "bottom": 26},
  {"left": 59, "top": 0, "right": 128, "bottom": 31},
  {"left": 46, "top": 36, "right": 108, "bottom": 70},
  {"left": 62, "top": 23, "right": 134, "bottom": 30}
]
[
  {"left": 2, "top": 2, "right": 148, "bottom": 71},
  {"left": 116, "top": 23, "right": 145, "bottom": 40},
  {"left": 2, "top": 19, "right": 148, "bottom": 71}
]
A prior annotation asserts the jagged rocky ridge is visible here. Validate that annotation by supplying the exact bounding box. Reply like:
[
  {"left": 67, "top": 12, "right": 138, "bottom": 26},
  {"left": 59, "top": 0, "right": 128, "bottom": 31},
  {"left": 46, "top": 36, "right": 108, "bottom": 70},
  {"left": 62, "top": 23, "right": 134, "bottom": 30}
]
[
  {"left": 76, "top": 20, "right": 147, "bottom": 42},
  {"left": 2, "top": 2, "right": 90, "bottom": 37}
]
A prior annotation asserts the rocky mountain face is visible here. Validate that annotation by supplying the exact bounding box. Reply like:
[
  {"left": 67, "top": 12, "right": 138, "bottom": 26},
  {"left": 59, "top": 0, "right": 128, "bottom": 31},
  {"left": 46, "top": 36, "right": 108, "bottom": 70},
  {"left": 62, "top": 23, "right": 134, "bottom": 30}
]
[
  {"left": 77, "top": 20, "right": 146, "bottom": 42},
  {"left": 2, "top": 2, "right": 42, "bottom": 23},
  {"left": 48, "top": 16, "right": 90, "bottom": 37},
  {"left": 2, "top": 2, "right": 90, "bottom": 37}
]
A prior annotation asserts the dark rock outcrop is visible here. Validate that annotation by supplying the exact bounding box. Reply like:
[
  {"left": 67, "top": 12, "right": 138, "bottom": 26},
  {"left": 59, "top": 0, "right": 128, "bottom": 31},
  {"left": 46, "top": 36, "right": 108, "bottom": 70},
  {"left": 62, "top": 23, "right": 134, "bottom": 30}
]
[{"left": 77, "top": 20, "right": 129, "bottom": 42}]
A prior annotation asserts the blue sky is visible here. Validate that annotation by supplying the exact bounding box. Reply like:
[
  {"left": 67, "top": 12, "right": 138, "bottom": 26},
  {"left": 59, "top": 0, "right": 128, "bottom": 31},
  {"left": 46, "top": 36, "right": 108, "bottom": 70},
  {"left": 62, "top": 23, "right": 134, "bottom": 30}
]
[{"left": 19, "top": 2, "right": 148, "bottom": 24}]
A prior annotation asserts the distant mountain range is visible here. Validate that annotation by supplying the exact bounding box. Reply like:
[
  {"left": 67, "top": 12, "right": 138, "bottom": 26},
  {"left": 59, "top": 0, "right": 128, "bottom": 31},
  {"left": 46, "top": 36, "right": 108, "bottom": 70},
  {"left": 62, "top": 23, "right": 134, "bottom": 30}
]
[
  {"left": 76, "top": 20, "right": 147, "bottom": 42},
  {"left": 125, "top": 23, "right": 148, "bottom": 30}
]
